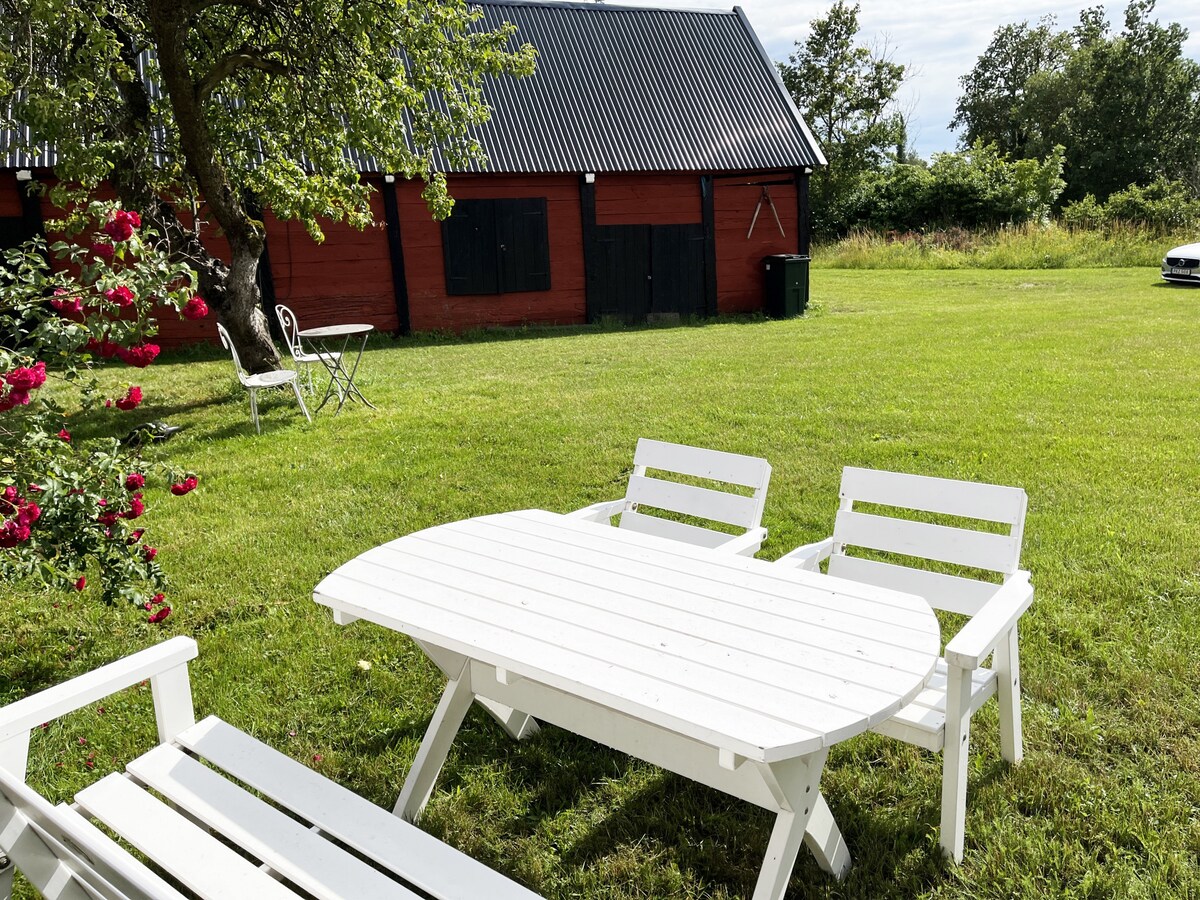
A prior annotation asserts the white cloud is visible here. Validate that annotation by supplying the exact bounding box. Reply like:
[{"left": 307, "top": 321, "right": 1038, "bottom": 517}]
[{"left": 614, "top": 0, "right": 1200, "bottom": 158}]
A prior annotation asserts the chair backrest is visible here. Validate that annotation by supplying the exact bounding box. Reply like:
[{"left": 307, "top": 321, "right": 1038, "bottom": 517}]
[
  {"left": 617, "top": 438, "right": 771, "bottom": 549},
  {"left": 0, "top": 763, "right": 186, "bottom": 900},
  {"left": 828, "top": 466, "right": 1027, "bottom": 617},
  {"left": 216, "top": 322, "right": 250, "bottom": 387},
  {"left": 274, "top": 304, "right": 303, "bottom": 357}
]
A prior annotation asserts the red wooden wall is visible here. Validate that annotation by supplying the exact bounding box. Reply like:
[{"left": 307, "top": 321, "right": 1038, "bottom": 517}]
[
  {"left": 397, "top": 174, "right": 586, "bottom": 332},
  {"left": 595, "top": 174, "right": 701, "bottom": 225},
  {"left": 5, "top": 169, "right": 803, "bottom": 345},
  {"left": 713, "top": 178, "right": 798, "bottom": 315}
]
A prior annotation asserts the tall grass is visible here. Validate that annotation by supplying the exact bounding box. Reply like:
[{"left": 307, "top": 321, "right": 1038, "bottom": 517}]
[{"left": 813, "top": 222, "right": 1196, "bottom": 269}]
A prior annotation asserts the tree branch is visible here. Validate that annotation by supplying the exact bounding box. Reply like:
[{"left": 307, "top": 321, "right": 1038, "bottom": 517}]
[{"left": 196, "top": 48, "right": 289, "bottom": 101}]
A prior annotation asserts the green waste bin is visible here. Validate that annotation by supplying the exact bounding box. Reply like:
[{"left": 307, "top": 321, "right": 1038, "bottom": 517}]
[{"left": 763, "top": 254, "right": 810, "bottom": 318}]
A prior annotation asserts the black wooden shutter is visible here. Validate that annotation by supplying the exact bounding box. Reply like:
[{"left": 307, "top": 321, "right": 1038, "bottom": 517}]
[
  {"left": 442, "top": 200, "right": 499, "bottom": 295},
  {"left": 497, "top": 198, "right": 550, "bottom": 293}
]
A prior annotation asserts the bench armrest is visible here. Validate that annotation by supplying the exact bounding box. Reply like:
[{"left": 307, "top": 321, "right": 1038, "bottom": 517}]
[
  {"left": 0, "top": 636, "right": 198, "bottom": 747},
  {"left": 944, "top": 573, "right": 1034, "bottom": 670},
  {"left": 566, "top": 498, "right": 627, "bottom": 523},
  {"left": 713, "top": 527, "right": 768, "bottom": 557},
  {"left": 775, "top": 537, "right": 834, "bottom": 572}
]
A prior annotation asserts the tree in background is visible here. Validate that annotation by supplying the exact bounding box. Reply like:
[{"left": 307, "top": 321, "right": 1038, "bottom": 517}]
[
  {"left": 779, "top": 1, "right": 907, "bottom": 236},
  {"left": 951, "top": 17, "right": 1073, "bottom": 161},
  {"left": 1, "top": 0, "right": 535, "bottom": 372},
  {"left": 952, "top": 1, "right": 1200, "bottom": 203}
]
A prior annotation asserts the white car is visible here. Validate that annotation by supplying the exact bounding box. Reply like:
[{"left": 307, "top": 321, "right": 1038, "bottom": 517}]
[{"left": 1162, "top": 242, "right": 1200, "bottom": 284}]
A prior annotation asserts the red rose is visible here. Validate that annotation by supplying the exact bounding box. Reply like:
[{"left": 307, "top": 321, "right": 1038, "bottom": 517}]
[
  {"left": 103, "top": 286, "right": 136, "bottom": 308},
  {"left": 51, "top": 291, "right": 84, "bottom": 314},
  {"left": 170, "top": 476, "right": 198, "bottom": 496},
  {"left": 0, "top": 486, "right": 18, "bottom": 513},
  {"left": 122, "top": 493, "right": 145, "bottom": 520},
  {"left": 143, "top": 545, "right": 157, "bottom": 561},
  {"left": 148, "top": 605, "right": 171, "bottom": 624},
  {"left": 16, "top": 502, "right": 40, "bottom": 527},
  {"left": 27, "top": 483, "right": 42, "bottom": 493},
  {"left": 115, "top": 385, "right": 143, "bottom": 411},
  {"left": 117, "top": 344, "right": 160, "bottom": 368},
  {"left": 57, "top": 428, "right": 71, "bottom": 441},
  {"left": 6, "top": 362, "right": 46, "bottom": 391},
  {"left": 0, "top": 520, "right": 31, "bottom": 548},
  {"left": 126, "top": 528, "right": 145, "bottom": 545},
  {"left": 125, "top": 473, "right": 145, "bottom": 491},
  {"left": 74, "top": 576, "right": 86, "bottom": 591},
  {"left": 104, "top": 209, "right": 141, "bottom": 243},
  {"left": 4, "top": 389, "right": 31, "bottom": 407},
  {"left": 90, "top": 242, "right": 114, "bottom": 262},
  {"left": 97, "top": 511, "right": 120, "bottom": 526},
  {"left": 182, "top": 296, "right": 209, "bottom": 320}
]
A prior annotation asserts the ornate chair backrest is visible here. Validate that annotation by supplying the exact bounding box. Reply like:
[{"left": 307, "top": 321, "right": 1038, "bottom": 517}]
[
  {"left": 216, "top": 323, "right": 250, "bottom": 387},
  {"left": 274, "top": 304, "right": 303, "bottom": 357}
]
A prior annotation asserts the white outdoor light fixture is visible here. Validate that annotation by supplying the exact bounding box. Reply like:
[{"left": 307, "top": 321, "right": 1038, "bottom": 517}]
[
  {"left": 384, "top": 174, "right": 395, "bottom": 184},
  {"left": 15, "top": 170, "right": 32, "bottom": 182},
  {"left": 584, "top": 172, "right": 596, "bottom": 184}
]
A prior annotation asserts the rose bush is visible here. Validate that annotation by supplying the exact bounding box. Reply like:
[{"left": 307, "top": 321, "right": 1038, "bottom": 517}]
[{"left": 1, "top": 201, "right": 205, "bottom": 620}]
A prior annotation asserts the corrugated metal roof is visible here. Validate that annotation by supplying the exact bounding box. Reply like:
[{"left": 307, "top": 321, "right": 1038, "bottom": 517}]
[{"left": 2, "top": 0, "right": 823, "bottom": 175}]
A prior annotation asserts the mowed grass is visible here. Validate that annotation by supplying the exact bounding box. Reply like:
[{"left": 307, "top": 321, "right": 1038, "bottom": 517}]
[{"left": 3, "top": 268, "right": 1200, "bottom": 899}]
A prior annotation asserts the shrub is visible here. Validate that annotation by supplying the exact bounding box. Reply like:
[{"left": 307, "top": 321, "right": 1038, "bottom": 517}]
[{"left": 0, "top": 201, "right": 205, "bottom": 618}]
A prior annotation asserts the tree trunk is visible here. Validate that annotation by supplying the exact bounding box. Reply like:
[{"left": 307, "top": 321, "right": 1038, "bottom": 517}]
[{"left": 143, "top": 0, "right": 280, "bottom": 373}]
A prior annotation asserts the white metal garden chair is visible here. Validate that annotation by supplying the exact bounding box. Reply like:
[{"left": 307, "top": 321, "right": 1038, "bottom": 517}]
[
  {"left": 275, "top": 304, "right": 341, "bottom": 395},
  {"left": 568, "top": 438, "right": 772, "bottom": 555},
  {"left": 217, "top": 322, "right": 311, "bottom": 434},
  {"left": 775, "top": 466, "right": 1033, "bottom": 862},
  {"left": 0, "top": 638, "right": 541, "bottom": 900}
]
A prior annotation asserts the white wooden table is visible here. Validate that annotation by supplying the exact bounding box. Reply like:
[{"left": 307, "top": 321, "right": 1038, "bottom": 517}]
[{"left": 314, "top": 510, "right": 941, "bottom": 899}]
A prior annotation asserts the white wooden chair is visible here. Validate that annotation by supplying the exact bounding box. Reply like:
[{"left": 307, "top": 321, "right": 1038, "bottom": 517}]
[
  {"left": 568, "top": 438, "right": 772, "bottom": 555},
  {"left": 775, "top": 466, "right": 1033, "bottom": 862},
  {"left": 217, "top": 322, "right": 311, "bottom": 433},
  {"left": 275, "top": 304, "right": 341, "bottom": 394},
  {"left": 0, "top": 637, "right": 541, "bottom": 900}
]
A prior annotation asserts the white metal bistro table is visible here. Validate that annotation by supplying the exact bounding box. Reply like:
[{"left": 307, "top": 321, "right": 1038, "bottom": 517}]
[
  {"left": 296, "top": 323, "right": 376, "bottom": 415},
  {"left": 314, "top": 510, "right": 941, "bottom": 899}
]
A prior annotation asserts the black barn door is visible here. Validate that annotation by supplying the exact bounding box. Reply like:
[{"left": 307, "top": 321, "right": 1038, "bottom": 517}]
[
  {"left": 650, "top": 224, "right": 706, "bottom": 317},
  {"left": 592, "top": 225, "right": 651, "bottom": 322}
]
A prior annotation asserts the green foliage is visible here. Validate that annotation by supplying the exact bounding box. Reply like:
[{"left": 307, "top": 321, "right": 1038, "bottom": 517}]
[
  {"left": 813, "top": 221, "right": 1193, "bottom": 269},
  {"left": 848, "top": 143, "right": 1066, "bottom": 232},
  {"left": 0, "top": 0, "right": 536, "bottom": 228},
  {"left": 6, "top": 269, "right": 1200, "bottom": 898},
  {"left": 778, "top": 1, "right": 906, "bottom": 235},
  {"left": 0, "top": 202, "right": 199, "bottom": 613},
  {"left": 953, "top": 1, "right": 1200, "bottom": 203},
  {"left": 1061, "top": 178, "right": 1200, "bottom": 230},
  {"left": 952, "top": 17, "right": 1074, "bottom": 160}
]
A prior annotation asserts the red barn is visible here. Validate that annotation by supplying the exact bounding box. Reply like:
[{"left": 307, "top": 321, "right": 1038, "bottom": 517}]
[{"left": 1, "top": 0, "right": 824, "bottom": 346}]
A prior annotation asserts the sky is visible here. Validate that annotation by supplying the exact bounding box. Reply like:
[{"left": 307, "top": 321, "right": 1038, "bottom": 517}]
[{"left": 616, "top": 0, "right": 1200, "bottom": 159}]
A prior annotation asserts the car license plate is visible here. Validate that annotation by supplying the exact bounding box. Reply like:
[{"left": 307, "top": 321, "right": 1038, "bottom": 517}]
[{"left": 1170, "top": 267, "right": 1192, "bottom": 275}]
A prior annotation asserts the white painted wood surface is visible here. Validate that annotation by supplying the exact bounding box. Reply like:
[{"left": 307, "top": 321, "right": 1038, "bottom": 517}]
[
  {"left": 316, "top": 509, "right": 941, "bottom": 898},
  {"left": 571, "top": 438, "right": 773, "bottom": 555},
  {"left": 0, "top": 640, "right": 543, "bottom": 900}
]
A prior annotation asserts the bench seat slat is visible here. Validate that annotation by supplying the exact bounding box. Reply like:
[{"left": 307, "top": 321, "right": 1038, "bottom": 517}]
[
  {"left": 74, "top": 773, "right": 299, "bottom": 900},
  {"left": 127, "top": 744, "right": 421, "bottom": 900},
  {"left": 175, "top": 716, "right": 540, "bottom": 900}
]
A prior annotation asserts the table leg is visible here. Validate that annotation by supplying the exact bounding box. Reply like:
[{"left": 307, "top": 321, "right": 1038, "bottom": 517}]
[
  {"left": 414, "top": 641, "right": 539, "bottom": 741},
  {"left": 335, "top": 334, "right": 375, "bottom": 411},
  {"left": 394, "top": 661, "right": 475, "bottom": 822},
  {"left": 751, "top": 750, "right": 847, "bottom": 900}
]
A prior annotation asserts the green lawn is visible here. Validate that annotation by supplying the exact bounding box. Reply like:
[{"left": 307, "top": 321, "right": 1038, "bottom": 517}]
[{"left": 4, "top": 268, "right": 1199, "bottom": 899}]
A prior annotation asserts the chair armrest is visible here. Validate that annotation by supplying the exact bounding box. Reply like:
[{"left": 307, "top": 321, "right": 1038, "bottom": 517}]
[
  {"left": 775, "top": 537, "right": 834, "bottom": 572},
  {"left": 713, "top": 527, "right": 768, "bottom": 557},
  {"left": 0, "top": 637, "right": 198, "bottom": 743},
  {"left": 944, "top": 573, "right": 1034, "bottom": 670},
  {"left": 566, "top": 498, "right": 627, "bottom": 523}
]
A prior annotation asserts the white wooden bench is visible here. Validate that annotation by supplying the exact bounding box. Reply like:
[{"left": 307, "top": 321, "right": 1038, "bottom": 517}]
[{"left": 0, "top": 637, "right": 541, "bottom": 900}]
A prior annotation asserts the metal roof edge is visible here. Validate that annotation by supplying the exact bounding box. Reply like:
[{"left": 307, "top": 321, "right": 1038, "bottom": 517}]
[
  {"left": 478, "top": 0, "right": 739, "bottom": 16},
  {"left": 733, "top": 5, "right": 826, "bottom": 168}
]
